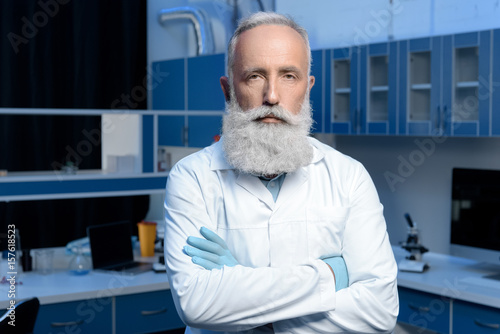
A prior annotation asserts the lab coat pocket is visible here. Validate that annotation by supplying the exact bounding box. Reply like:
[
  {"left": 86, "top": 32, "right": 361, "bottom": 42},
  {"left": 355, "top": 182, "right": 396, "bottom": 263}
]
[{"left": 306, "top": 206, "right": 349, "bottom": 259}]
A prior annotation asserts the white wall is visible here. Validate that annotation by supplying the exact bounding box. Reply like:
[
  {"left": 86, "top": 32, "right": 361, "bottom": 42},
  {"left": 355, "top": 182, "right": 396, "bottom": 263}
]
[
  {"left": 147, "top": 0, "right": 235, "bottom": 64},
  {"left": 147, "top": 0, "right": 274, "bottom": 65},
  {"left": 277, "top": 0, "right": 500, "bottom": 254},
  {"left": 101, "top": 114, "right": 141, "bottom": 173},
  {"left": 276, "top": 0, "right": 500, "bottom": 49},
  {"left": 330, "top": 136, "right": 500, "bottom": 254}
]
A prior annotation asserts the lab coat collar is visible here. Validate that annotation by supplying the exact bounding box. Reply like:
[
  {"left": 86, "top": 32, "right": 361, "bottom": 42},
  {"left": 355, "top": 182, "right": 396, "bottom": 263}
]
[
  {"left": 308, "top": 136, "right": 325, "bottom": 165},
  {"left": 209, "top": 136, "right": 325, "bottom": 209},
  {"left": 209, "top": 139, "right": 233, "bottom": 171},
  {"left": 273, "top": 138, "right": 325, "bottom": 207}
]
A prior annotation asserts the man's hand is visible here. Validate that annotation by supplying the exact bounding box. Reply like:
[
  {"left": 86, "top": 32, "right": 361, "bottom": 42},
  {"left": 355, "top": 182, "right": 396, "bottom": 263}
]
[
  {"left": 184, "top": 227, "right": 239, "bottom": 270},
  {"left": 184, "top": 227, "right": 349, "bottom": 292},
  {"left": 323, "top": 256, "right": 349, "bottom": 291}
]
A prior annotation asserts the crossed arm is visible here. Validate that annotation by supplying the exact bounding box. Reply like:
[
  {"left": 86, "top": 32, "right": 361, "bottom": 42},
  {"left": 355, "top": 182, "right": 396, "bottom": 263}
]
[{"left": 184, "top": 226, "right": 349, "bottom": 292}]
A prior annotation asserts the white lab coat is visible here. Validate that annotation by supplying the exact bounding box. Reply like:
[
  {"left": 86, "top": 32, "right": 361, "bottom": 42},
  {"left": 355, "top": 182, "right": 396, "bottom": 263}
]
[{"left": 164, "top": 137, "right": 399, "bottom": 334}]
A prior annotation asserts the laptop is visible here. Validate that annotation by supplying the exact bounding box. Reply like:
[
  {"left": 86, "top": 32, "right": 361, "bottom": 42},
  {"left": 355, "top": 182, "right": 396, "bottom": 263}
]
[{"left": 87, "top": 221, "right": 153, "bottom": 275}]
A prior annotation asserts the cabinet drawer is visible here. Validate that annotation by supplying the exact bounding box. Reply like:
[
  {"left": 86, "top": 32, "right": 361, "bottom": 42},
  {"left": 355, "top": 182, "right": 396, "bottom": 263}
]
[
  {"left": 453, "top": 300, "right": 500, "bottom": 334},
  {"left": 115, "top": 290, "right": 184, "bottom": 333},
  {"left": 34, "top": 298, "right": 112, "bottom": 334},
  {"left": 398, "top": 287, "right": 450, "bottom": 334}
]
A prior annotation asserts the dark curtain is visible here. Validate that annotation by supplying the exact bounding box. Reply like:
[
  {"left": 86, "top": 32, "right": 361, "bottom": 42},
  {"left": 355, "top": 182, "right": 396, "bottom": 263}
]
[
  {"left": 0, "top": 197, "right": 151, "bottom": 249},
  {"left": 0, "top": 0, "right": 148, "bottom": 170},
  {"left": 0, "top": 0, "right": 149, "bottom": 249}
]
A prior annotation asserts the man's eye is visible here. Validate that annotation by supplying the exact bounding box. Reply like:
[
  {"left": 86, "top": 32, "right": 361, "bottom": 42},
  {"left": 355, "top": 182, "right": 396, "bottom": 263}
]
[
  {"left": 284, "top": 74, "right": 296, "bottom": 80},
  {"left": 248, "top": 74, "right": 260, "bottom": 80}
]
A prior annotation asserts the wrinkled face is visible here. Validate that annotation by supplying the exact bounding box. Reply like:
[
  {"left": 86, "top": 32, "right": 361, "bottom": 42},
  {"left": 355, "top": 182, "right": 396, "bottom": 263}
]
[{"left": 228, "top": 25, "right": 314, "bottom": 123}]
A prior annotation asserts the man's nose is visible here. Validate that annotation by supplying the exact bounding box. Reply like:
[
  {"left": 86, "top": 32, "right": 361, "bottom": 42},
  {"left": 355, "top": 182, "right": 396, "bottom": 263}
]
[{"left": 263, "top": 79, "right": 279, "bottom": 106}]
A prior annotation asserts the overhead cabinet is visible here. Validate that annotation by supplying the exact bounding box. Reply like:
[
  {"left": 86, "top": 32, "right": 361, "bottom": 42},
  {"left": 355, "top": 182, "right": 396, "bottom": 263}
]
[
  {"left": 152, "top": 54, "right": 225, "bottom": 148},
  {"left": 331, "top": 42, "right": 398, "bottom": 135},
  {"left": 399, "top": 31, "right": 492, "bottom": 136},
  {"left": 328, "top": 29, "right": 498, "bottom": 137},
  {"left": 150, "top": 28, "right": 500, "bottom": 143}
]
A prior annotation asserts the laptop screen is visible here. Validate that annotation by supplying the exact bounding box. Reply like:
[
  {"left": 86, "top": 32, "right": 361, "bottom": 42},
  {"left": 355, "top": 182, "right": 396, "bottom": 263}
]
[{"left": 87, "top": 221, "right": 134, "bottom": 269}]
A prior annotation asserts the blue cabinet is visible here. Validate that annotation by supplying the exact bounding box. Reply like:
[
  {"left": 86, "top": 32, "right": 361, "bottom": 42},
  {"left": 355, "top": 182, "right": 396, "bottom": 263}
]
[
  {"left": 492, "top": 29, "right": 500, "bottom": 136},
  {"left": 331, "top": 42, "right": 397, "bottom": 135},
  {"left": 158, "top": 115, "right": 186, "bottom": 147},
  {"left": 310, "top": 49, "right": 329, "bottom": 133},
  {"left": 399, "top": 37, "right": 438, "bottom": 135},
  {"left": 397, "top": 287, "right": 450, "bottom": 334},
  {"left": 366, "top": 42, "right": 398, "bottom": 134},
  {"left": 187, "top": 115, "right": 223, "bottom": 148},
  {"left": 398, "top": 287, "right": 500, "bottom": 334},
  {"left": 151, "top": 29, "right": 500, "bottom": 141},
  {"left": 452, "top": 31, "right": 491, "bottom": 137},
  {"left": 453, "top": 300, "right": 500, "bottom": 334},
  {"left": 115, "top": 290, "right": 184, "bottom": 333},
  {"left": 349, "top": 45, "right": 367, "bottom": 134},
  {"left": 152, "top": 58, "right": 186, "bottom": 111},
  {"left": 157, "top": 115, "right": 222, "bottom": 147},
  {"left": 153, "top": 54, "right": 225, "bottom": 148},
  {"left": 34, "top": 298, "right": 113, "bottom": 333},
  {"left": 399, "top": 31, "right": 492, "bottom": 136},
  {"left": 331, "top": 46, "right": 365, "bottom": 134},
  {"left": 34, "top": 290, "right": 184, "bottom": 334}
]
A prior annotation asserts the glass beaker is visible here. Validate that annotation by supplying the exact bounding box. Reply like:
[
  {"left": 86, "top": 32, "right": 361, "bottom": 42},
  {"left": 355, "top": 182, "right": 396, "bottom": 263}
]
[{"left": 34, "top": 249, "right": 54, "bottom": 275}]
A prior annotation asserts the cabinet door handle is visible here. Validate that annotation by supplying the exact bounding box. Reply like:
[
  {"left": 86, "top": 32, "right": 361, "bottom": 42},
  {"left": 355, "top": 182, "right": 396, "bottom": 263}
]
[
  {"left": 351, "top": 109, "right": 357, "bottom": 132},
  {"left": 435, "top": 105, "right": 441, "bottom": 131},
  {"left": 51, "top": 319, "right": 84, "bottom": 327},
  {"left": 474, "top": 319, "right": 500, "bottom": 330},
  {"left": 182, "top": 126, "right": 189, "bottom": 146},
  {"left": 441, "top": 105, "right": 447, "bottom": 131},
  {"left": 353, "top": 108, "right": 361, "bottom": 132},
  {"left": 358, "top": 108, "right": 362, "bottom": 132},
  {"left": 141, "top": 307, "right": 168, "bottom": 316},
  {"left": 408, "top": 303, "right": 430, "bottom": 313}
]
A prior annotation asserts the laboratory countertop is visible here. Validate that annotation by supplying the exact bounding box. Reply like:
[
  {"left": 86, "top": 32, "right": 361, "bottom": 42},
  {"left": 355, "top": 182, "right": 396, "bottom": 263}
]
[
  {"left": 393, "top": 246, "right": 500, "bottom": 309},
  {"left": 0, "top": 247, "right": 169, "bottom": 308}
]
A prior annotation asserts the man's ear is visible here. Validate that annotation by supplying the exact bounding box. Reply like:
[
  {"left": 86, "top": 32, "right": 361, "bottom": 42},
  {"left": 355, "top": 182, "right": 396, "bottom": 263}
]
[
  {"left": 220, "top": 76, "right": 231, "bottom": 102},
  {"left": 309, "top": 75, "right": 315, "bottom": 91}
]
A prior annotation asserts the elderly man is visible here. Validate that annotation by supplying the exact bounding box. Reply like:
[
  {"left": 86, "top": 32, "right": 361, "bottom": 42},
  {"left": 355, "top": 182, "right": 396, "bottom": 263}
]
[{"left": 164, "top": 12, "right": 398, "bottom": 334}]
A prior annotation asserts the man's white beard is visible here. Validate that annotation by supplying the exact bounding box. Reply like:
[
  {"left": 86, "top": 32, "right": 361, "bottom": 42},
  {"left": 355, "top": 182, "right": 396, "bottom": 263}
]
[{"left": 222, "top": 90, "right": 314, "bottom": 176}]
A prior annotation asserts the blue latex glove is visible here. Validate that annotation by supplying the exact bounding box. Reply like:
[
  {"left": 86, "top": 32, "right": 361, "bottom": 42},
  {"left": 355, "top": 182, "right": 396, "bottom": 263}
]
[
  {"left": 184, "top": 227, "right": 239, "bottom": 270},
  {"left": 323, "top": 256, "right": 349, "bottom": 291}
]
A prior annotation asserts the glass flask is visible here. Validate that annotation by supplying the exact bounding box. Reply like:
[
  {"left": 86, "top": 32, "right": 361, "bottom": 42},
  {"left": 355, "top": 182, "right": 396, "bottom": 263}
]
[{"left": 68, "top": 245, "right": 91, "bottom": 275}]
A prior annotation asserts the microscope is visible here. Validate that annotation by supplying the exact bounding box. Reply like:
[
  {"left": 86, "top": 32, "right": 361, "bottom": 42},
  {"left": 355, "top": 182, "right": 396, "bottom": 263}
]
[{"left": 399, "top": 213, "right": 429, "bottom": 273}]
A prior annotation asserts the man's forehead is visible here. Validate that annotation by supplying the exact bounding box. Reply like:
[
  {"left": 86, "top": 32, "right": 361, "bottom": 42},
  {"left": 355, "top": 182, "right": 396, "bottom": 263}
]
[
  {"left": 237, "top": 24, "right": 305, "bottom": 48},
  {"left": 233, "top": 24, "right": 308, "bottom": 69}
]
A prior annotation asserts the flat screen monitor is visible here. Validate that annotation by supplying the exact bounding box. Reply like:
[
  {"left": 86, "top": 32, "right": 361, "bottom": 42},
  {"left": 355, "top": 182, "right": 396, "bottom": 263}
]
[{"left": 450, "top": 167, "right": 500, "bottom": 265}]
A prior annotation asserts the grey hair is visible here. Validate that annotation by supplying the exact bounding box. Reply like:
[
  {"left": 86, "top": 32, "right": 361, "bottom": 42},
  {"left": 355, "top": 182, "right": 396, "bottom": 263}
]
[{"left": 227, "top": 12, "right": 312, "bottom": 82}]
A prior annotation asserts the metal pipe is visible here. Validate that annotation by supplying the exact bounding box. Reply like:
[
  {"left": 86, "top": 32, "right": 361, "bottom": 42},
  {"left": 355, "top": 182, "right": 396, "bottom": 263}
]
[{"left": 158, "top": 6, "right": 214, "bottom": 56}]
